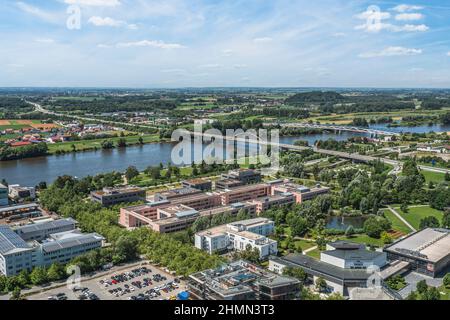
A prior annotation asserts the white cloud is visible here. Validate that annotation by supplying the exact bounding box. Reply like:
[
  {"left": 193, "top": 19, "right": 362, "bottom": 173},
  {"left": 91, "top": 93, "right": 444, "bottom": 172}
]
[
  {"left": 116, "top": 40, "right": 186, "bottom": 49},
  {"left": 447, "top": 52, "right": 450, "bottom": 57},
  {"left": 88, "top": 16, "right": 137, "bottom": 29},
  {"left": 356, "top": 8, "right": 391, "bottom": 20},
  {"left": 222, "top": 49, "right": 233, "bottom": 57},
  {"left": 355, "top": 22, "right": 428, "bottom": 33},
  {"left": 392, "top": 4, "right": 424, "bottom": 13},
  {"left": 198, "top": 64, "right": 222, "bottom": 69},
  {"left": 64, "top": 0, "right": 121, "bottom": 7},
  {"left": 253, "top": 37, "right": 273, "bottom": 43},
  {"left": 359, "top": 46, "right": 422, "bottom": 58},
  {"left": 395, "top": 13, "right": 424, "bottom": 21},
  {"left": 16, "top": 2, "right": 58, "bottom": 23},
  {"left": 34, "top": 38, "right": 55, "bottom": 44}
]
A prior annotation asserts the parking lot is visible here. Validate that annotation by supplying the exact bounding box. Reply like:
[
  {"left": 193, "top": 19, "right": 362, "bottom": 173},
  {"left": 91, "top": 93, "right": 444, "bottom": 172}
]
[{"left": 29, "top": 263, "right": 187, "bottom": 301}]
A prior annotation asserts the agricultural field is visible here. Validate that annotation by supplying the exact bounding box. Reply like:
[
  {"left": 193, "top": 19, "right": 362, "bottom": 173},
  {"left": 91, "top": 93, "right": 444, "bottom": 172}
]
[{"left": 393, "top": 205, "right": 444, "bottom": 230}]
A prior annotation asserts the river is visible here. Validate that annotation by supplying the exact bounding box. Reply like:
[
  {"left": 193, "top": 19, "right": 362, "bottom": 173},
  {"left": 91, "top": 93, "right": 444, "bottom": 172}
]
[{"left": 0, "top": 123, "right": 447, "bottom": 186}]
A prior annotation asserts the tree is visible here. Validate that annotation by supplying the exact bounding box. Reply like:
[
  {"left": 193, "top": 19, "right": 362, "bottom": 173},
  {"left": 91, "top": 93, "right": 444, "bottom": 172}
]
[
  {"left": 17, "top": 270, "right": 30, "bottom": 287},
  {"left": 47, "top": 263, "right": 66, "bottom": 281},
  {"left": 315, "top": 277, "right": 327, "bottom": 292},
  {"left": 113, "top": 235, "right": 139, "bottom": 264},
  {"left": 283, "top": 267, "right": 307, "bottom": 285},
  {"left": 290, "top": 216, "right": 308, "bottom": 237},
  {"left": 400, "top": 202, "right": 408, "bottom": 213},
  {"left": 419, "top": 216, "right": 440, "bottom": 229},
  {"left": 71, "top": 144, "right": 76, "bottom": 152},
  {"left": 406, "top": 291, "right": 418, "bottom": 300},
  {"left": 101, "top": 140, "right": 114, "bottom": 149},
  {"left": 416, "top": 280, "right": 428, "bottom": 295},
  {"left": 138, "top": 137, "right": 144, "bottom": 145},
  {"left": 117, "top": 138, "right": 127, "bottom": 148},
  {"left": 443, "top": 273, "right": 450, "bottom": 288},
  {"left": 10, "top": 287, "right": 22, "bottom": 300},
  {"left": 380, "top": 231, "right": 393, "bottom": 244},
  {"left": 445, "top": 172, "right": 450, "bottom": 182},
  {"left": 30, "top": 267, "right": 48, "bottom": 285},
  {"left": 363, "top": 216, "right": 391, "bottom": 238},
  {"left": 125, "top": 166, "right": 139, "bottom": 182},
  {"left": 442, "top": 210, "right": 450, "bottom": 228},
  {"left": 423, "top": 287, "right": 440, "bottom": 300}
]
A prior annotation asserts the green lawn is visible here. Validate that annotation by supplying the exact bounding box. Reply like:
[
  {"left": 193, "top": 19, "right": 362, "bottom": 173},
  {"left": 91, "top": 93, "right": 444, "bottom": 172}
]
[
  {"left": 47, "top": 134, "right": 160, "bottom": 154},
  {"left": 421, "top": 170, "right": 446, "bottom": 184},
  {"left": 439, "top": 285, "right": 450, "bottom": 300},
  {"left": 383, "top": 209, "right": 413, "bottom": 234},
  {"left": 305, "top": 248, "right": 321, "bottom": 260},
  {"left": 393, "top": 205, "right": 444, "bottom": 230}
]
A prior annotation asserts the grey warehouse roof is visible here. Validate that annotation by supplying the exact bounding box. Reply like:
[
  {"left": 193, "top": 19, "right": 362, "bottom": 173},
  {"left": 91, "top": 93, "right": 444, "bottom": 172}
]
[{"left": 15, "top": 218, "right": 77, "bottom": 234}]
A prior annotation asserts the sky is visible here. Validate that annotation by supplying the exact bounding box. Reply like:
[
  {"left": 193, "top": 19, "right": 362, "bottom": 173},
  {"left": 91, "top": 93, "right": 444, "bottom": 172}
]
[{"left": 1, "top": 0, "right": 450, "bottom": 88}]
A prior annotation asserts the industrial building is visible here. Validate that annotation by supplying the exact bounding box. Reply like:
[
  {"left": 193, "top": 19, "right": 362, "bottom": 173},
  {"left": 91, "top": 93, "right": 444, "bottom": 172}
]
[
  {"left": 384, "top": 228, "right": 450, "bottom": 277},
  {"left": 188, "top": 260, "right": 300, "bottom": 300},
  {"left": 194, "top": 218, "right": 277, "bottom": 258},
  {"left": 269, "top": 241, "right": 388, "bottom": 296},
  {"left": 90, "top": 186, "right": 146, "bottom": 206},
  {"left": 0, "top": 203, "right": 41, "bottom": 223},
  {"left": 0, "top": 219, "right": 104, "bottom": 276}
]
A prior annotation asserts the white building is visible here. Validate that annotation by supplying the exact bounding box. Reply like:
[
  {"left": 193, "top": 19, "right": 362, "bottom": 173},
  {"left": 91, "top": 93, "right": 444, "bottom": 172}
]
[
  {"left": 0, "top": 222, "right": 104, "bottom": 276},
  {"left": 194, "top": 218, "right": 277, "bottom": 259},
  {"left": 8, "top": 185, "right": 36, "bottom": 201}
]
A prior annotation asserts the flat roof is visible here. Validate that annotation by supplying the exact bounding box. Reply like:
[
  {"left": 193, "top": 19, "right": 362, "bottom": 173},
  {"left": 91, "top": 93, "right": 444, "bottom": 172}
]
[
  {"left": 322, "top": 248, "right": 385, "bottom": 261},
  {"left": 0, "top": 226, "right": 31, "bottom": 255},
  {"left": 15, "top": 218, "right": 77, "bottom": 234},
  {"left": 0, "top": 203, "right": 39, "bottom": 213},
  {"left": 273, "top": 254, "right": 372, "bottom": 281},
  {"left": 384, "top": 228, "right": 450, "bottom": 263}
]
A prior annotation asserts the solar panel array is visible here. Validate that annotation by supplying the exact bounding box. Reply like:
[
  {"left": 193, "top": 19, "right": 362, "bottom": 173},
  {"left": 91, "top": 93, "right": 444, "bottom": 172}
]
[
  {"left": 41, "top": 233, "right": 102, "bottom": 253},
  {"left": 0, "top": 226, "right": 30, "bottom": 255},
  {"left": 16, "top": 218, "right": 76, "bottom": 234}
]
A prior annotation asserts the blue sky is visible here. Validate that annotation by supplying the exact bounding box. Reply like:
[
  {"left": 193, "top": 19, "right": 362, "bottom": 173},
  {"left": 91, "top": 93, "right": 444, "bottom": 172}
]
[{"left": 1, "top": 0, "right": 450, "bottom": 88}]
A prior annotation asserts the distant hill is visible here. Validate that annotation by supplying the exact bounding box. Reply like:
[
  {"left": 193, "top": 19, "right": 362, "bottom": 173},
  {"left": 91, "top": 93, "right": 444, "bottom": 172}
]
[{"left": 285, "top": 91, "right": 345, "bottom": 105}]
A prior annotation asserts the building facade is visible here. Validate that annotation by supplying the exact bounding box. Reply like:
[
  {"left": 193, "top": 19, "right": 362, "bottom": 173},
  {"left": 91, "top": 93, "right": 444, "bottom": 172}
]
[
  {"left": 90, "top": 186, "right": 146, "bottom": 206},
  {"left": 0, "top": 183, "right": 8, "bottom": 207}
]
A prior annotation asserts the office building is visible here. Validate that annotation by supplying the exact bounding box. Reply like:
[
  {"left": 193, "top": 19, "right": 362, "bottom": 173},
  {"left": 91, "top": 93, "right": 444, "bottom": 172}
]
[
  {"left": 195, "top": 218, "right": 277, "bottom": 258},
  {"left": 182, "top": 179, "right": 212, "bottom": 191},
  {"left": 219, "top": 184, "right": 271, "bottom": 205},
  {"left": 249, "top": 193, "right": 296, "bottom": 214},
  {"left": 384, "top": 228, "right": 450, "bottom": 277},
  {"left": 0, "top": 223, "right": 104, "bottom": 276},
  {"left": 216, "top": 169, "right": 262, "bottom": 190},
  {"left": 154, "top": 187, "right": 202, "bottom": 202},
  {"left": 271, "top": 182, "right": 330, "bottom": 203},
  {"left": 188, "top": 260, "right": 300, "bottom": 300},
  {"left": 90, "top": 186, "right": 146, "bottom": 206},
  {"left": 14, "top": 218, "right": 78, "bottom": 242}
]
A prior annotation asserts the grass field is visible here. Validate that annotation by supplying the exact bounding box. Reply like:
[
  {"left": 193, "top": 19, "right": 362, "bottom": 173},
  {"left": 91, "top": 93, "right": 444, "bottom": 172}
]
[
  {"left": 305, "top": 248, "right": 321, "bottom": 259},
  {"left": 421, "top": 170, "right": 447, "bottom": 184},
  {"left": 383, "top": 209, "right": 413, "bottom": 234},
  {"left": 337, "top": 234, "right": 385, "bottom": 248},
  {"left": 47, "top": 134, "right": 160, "bottom": 154},
  {"left": 393, "top": 205, "right": 444, "bottom": 230}
]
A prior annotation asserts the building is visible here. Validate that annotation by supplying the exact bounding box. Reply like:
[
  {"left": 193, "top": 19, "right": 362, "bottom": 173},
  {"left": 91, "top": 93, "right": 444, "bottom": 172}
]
[
  {"left": 216, "top": 169, "right": 262, "bottom": 190},
  {"left": 8, "top": 185, "right": 36, "bottom": 201},
  {"left": 188, "top": 260, "right": 300, "bottom": 300},
  {"left": 271, "top": 182, "right": 330, "bottom": 203},
  {"left": 90, "top": 186, "right": 146, "bottom": 206},
  {"left": 0, "top": 183, "right": 8, "bottom": 207},
  {"left": 384, "top": 228, "right": 450, "bottom": 277},
  {"left": 182, "top": 179, "right": 212, "bottom": 191},
  {"left": 249, "top": 193, "right": 296, "bottom": 214},
  {"left": 0, "top": 226, "right": 35, "bottom": 276},
  {"left": 0, "top": 222, "right": 104, "bottom": 276},
  {"left": 195, "top": 218, "right": 277, "bottom": 258},
  {"left": 154, "top": 187, "right": 202, "bottom": 202},
  {"left": 36, "top": 230, "right": 104, "bottom": 267},
  {"left": 219, "top": 184, "right": 271, "bottom": 205},
  {"left": 13, "top": 218, "right": 78, "bottom": 242},
  {"left": 0, "top": 203, "right": 41, "bottom": 223},
  {"left": 269, "top": 241, "right": 388, "bottom": 296}
]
